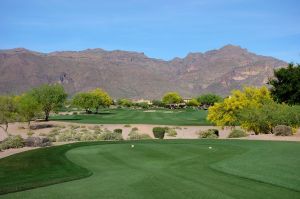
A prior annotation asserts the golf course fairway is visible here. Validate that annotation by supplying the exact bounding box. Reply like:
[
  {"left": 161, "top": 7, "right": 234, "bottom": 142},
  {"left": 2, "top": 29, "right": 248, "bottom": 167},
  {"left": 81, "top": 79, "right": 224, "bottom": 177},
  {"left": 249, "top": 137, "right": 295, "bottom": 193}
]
[{"left": 0, "top": 140, "right": 299, "bottom": 199}]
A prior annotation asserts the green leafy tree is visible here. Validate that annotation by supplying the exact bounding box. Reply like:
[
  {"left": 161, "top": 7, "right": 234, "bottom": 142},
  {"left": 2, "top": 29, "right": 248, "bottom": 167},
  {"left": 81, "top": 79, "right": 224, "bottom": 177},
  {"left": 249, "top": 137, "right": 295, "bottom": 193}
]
[
  {"left": 207, "top": 86, "right": 272, "bottom": 127},
  {"left": 162, "top": 92, "right": 182, "bottom": 104},
  {"left": 0, "top": 96, "right": 18, "bottom": 135},
  {"left": 268, "top": 63, "right": 300, "bottom": 105},
  {"left": 239, "top": 102, "right": 300, "bottom": 134},
  {"left": 90, "top": 88, "right": 113, "bottom": 113},
  {"left": 117, "top": 99, "right": 133, "bottom": 107},
  {"left": 197, "top": 93, "right": 223, "bottom": 106},
  {"left": 16, "top": 94, "right": 41, "bottom": 127},
  {"left": 72, "top": 92, "right": 94, "bottom": 113},
  {"left": 152, "top": 100, "right": 165, "bottom": 107},
  {"left": 134, "top": 102, "right": 149, "bottom": 109},
  {"left": 186, "top": 98, "right": 200, "bottom": 107},
  {"left": 30, "top": 84, "right": 67, "bottom": 121}
]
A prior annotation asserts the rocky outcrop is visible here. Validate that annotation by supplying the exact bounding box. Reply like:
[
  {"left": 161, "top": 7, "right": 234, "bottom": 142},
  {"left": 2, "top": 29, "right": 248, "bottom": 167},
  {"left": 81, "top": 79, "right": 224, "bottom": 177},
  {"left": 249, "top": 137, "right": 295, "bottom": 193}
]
[{"left": 0, "top": 45, "right": 287, "bottom": 98}]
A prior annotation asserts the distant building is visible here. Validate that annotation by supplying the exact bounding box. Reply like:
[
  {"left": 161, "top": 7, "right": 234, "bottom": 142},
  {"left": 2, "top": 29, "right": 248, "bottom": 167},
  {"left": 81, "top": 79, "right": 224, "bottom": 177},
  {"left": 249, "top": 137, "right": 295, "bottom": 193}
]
[
  {"left": 132, "top": 99, "right": 152, "bottom": 105},
  {"left": 183, "top": 98, "right": 192, "bottom": 103}
]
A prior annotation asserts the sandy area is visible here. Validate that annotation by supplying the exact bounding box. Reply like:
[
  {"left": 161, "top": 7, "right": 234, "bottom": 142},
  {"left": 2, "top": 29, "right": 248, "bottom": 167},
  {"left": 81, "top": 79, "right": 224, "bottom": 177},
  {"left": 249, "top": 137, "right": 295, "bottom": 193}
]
[{"left": 1, "top": 121, "right": 299, "bottom": 159}]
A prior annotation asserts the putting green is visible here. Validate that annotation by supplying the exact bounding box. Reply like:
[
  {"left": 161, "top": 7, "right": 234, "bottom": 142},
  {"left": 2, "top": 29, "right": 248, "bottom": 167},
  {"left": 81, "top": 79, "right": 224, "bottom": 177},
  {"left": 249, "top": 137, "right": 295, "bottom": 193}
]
[{"left": 0, "top": 140, "right": 300, "bottom": 198}]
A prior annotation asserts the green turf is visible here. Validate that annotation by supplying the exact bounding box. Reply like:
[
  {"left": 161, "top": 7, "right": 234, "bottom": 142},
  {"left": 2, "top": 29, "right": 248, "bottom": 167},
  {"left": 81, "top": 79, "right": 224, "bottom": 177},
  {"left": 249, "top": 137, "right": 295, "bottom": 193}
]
[
  {"left": 0, "top": 140, "right": 300, "bottom": 199},
  {"left": 51, "top": 108, "right": 210, "bottom": 125}
]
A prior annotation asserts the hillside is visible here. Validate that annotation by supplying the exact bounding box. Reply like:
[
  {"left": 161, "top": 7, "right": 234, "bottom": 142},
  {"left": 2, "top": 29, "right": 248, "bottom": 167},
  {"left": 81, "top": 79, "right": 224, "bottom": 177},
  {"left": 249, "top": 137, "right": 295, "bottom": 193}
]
[{"left": 0, "top": 45, "right": 286, "bottom": 99}]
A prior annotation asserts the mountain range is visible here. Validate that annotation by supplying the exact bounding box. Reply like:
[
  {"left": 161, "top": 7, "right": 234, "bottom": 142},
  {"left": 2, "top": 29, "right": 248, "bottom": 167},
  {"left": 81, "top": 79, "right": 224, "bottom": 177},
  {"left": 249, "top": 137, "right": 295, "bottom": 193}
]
[{"left": 0, "top": 45, "right": 287, "bottom": 99}]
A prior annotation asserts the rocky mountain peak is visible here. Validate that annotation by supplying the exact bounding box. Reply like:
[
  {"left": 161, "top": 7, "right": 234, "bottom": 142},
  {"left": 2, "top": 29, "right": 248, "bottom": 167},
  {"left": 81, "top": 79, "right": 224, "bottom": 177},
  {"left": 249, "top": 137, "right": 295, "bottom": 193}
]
[{"left": 0, "top": 45, "right": 287, "bottom": 98}]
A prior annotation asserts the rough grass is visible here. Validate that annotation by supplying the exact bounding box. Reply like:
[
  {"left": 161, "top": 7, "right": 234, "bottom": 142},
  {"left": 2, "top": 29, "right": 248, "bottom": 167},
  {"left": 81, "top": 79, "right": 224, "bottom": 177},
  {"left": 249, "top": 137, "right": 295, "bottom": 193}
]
[
  {"left": 50, "top": 108, "right": 210, "bottom": 126},
  {"left": 0, "top": 140, "right": 300, "bottom": 199}
]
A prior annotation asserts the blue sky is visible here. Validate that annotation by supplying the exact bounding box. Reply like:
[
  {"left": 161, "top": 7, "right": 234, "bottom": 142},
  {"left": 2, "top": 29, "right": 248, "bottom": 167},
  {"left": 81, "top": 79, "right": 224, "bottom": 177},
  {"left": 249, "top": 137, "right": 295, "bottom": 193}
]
[{"left": 0, "top": 0, "right": 299, "bottom": 62}]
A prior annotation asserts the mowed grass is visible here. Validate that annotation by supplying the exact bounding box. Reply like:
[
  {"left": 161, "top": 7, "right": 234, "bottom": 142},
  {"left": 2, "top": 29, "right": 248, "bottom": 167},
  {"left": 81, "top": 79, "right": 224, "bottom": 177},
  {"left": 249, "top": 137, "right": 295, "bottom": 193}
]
[
  {"left": 0, "top": 140, "right": 300, "bottom": 199},
  {"left": 51, "top": 108, "right": 210, "bottom": 125}
]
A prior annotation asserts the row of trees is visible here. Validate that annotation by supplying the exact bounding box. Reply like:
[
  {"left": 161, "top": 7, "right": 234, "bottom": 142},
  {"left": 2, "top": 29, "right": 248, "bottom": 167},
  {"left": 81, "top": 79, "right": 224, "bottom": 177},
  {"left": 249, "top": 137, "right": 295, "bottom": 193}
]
[
  {"left": 0, "top": 84, "right": 67, "bottom": 135},
  {"left": 161, "top": 92, "right": 222, "bottom": 107},
  {"left": 0, "top": 83, "right": 222, "bottom": 135}
]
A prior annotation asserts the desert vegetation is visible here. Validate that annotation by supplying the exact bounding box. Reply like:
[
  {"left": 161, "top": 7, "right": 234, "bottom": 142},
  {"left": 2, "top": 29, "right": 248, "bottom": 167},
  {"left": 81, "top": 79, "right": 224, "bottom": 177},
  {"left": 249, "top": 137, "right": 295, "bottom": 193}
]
[{"left": 207, "top": 84, "right": 300, "bottom": 136}]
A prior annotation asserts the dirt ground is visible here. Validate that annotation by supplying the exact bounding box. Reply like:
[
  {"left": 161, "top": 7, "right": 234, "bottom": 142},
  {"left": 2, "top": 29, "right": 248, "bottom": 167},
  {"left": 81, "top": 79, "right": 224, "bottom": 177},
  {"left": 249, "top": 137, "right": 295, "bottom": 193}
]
[{"left": 1, "top": 121, "right": 299, "bottom": 159}]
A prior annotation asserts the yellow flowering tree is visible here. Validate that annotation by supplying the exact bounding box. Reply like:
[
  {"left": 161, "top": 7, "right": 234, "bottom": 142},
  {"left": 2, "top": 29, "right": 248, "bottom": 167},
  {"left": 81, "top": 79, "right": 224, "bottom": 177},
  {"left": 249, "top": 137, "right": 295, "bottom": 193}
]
[
  {"left": 90, "top": 88, "right": 113, "bottom": 113},
  {"left": 207, "top": 86, "right": 272, "bottom": 127}
]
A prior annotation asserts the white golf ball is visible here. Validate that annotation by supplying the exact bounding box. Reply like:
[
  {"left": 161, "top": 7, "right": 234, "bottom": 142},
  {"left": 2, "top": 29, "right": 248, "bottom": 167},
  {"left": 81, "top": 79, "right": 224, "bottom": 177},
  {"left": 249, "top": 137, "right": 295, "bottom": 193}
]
[
  {"left": 131, "top": 145, "right": 135, "bottom": 148},
  {"left": 209, "top": 146, "right": 212, "bottom": 149}
]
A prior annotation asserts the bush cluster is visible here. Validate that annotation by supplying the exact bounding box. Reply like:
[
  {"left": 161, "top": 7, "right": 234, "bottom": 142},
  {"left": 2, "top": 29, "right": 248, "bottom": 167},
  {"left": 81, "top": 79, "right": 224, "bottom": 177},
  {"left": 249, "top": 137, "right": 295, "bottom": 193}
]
[
  {"left": 165, "top": 127, "right": 177, "bottom": 137},
  {"left": 152, "top": 127, "right": 166, "bottom": 139},
  {"left": 46, "top": 126, "right": 123, "bottom": 142},
  {"left": 0, "top": 135, "right": 24, "bottom": 151},
  {"left": 273, "top": 125, "right": 292, "bottom": 136},
  {"left": 198, "top": 129, "right": 219, "bottom": 139},
  {"left": 128, "top": 129, "right": 152, "bottom": 140},
  {"left": 113, "top": 129, "right": 123, "bottom": 134},
  {"left": 228, "top": 129, "right": 248, "bottom": 138},
  {"left": 99, "top": 131, "right": 123, "bottom": 141}
]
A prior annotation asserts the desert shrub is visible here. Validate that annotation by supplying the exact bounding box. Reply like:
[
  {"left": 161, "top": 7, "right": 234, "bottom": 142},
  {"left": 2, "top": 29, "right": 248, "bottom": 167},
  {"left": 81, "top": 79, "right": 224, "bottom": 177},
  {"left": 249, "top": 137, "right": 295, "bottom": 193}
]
[
  {"left": 39, "top": 132, "right": 47, "bottom": 136},
  {"left": 47, "top": 128, "right": 60, "bottom": 141},
  {"left": 80, "top": 128, "right": 89, "bottom": 133},
  {"left": 208, "top": 129, "right": 219, "bottom": 137},
  {"left": 124, "top": 124, "right": 131, "bottom": 127},
  {"left": 92, "top": 125, "right": 101, "bottom": 131},
  {"left": 113, "top": 129, "right": 123, "bottom": 134},
  {"left": 79, "top": 132, "right": 98, "bottom": 141},
  {"left": 69, "top": 124, "right": 80, "bottom": 130},
  {"left": 165, "top": 127, "right": 177, "bottom": 137},
  {"left": 58, "top": 125, "right": 66, "bottom": 129},
  {"left": 228, "top": 129, "right": 247, "bottom": 138},
  {"left": 0, "top": 135, "right": 24, "bottom": 151},
  {"left": 49, "top": 128, "right": 60, "bottom": 135},
  {"left": 132, "top": 127, "right": 138, "bottom": 131},
  {"left": 128, "top": 131, "right": 152, "bottom": 140},
  {"left": 27, "top": 131, "right": 35, "bottom": 137},
  {"left": 198, "top": 129, "right": 218, "bottom": 139},
  {"left": 273, "top": 125, "right": 292, "bottom": 136},
  {"left": 99, "top": 131, "right": 123, "bottom": 141},
  {"left": 56, "top": 130, "right": 77, "bottom": 142},
  {"left": 153, "top": 127, "right": 166, "bottom": 139}
]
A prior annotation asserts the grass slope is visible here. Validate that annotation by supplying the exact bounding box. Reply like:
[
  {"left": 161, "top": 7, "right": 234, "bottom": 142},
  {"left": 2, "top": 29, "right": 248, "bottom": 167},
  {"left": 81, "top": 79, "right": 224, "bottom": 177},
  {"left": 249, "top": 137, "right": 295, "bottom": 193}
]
[
  {"left": 0, "top": 140, "right": 300, "bottom": 199},
  {"left": 51, "top": 109, "right": 210, "bottom": 126}
]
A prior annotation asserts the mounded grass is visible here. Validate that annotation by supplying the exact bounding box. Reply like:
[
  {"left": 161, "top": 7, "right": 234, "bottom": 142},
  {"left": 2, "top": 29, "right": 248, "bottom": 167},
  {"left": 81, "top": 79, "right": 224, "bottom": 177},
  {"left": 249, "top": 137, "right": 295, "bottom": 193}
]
[
  {"left": 51, "top": 108, "right": 210, "bottom": 126},
  {"left": 0, "top": 140, "right": 300, "bottom": 198}
]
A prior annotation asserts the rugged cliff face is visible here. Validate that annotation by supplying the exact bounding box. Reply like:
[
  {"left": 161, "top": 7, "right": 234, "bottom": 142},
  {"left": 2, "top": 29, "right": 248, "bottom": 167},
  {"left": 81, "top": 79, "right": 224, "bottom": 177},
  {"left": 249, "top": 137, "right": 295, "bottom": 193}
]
[{"left": 0, "top": 45, "right": 286, "bottom": 99}]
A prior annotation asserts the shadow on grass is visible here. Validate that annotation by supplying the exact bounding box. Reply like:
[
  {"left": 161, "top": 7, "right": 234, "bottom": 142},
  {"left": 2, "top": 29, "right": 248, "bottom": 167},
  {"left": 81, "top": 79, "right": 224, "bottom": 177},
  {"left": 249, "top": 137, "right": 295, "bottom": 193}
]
[
  {"left": 94, "top": 112, "right": 116, "bottom": 115},
  {"left": 51, "top": 118, "right": 82, "bottom": 121}
]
